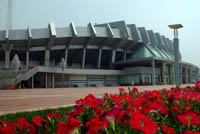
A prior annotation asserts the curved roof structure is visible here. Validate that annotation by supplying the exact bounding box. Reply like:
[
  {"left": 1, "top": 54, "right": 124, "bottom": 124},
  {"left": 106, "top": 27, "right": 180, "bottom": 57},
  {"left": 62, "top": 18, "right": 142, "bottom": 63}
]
[{"left": 0, "top": 20, "right": 198, "bottom": 69}]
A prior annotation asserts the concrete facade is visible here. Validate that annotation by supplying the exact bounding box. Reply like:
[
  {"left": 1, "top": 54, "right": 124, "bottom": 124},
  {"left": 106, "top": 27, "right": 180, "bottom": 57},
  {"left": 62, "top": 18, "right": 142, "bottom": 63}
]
[{"left": 0, "top": 21, "right": 199, "bottom": 89}]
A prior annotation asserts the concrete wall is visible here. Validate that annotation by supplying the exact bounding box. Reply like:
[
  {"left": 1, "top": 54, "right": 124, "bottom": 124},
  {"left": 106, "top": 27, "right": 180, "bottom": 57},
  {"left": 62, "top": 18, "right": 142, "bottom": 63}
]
[
  {"left": 54, "top": 74, "right": 69, "bottom": 88},
  {"left": 88, "top": 75, "right": 104, "bottom": 86},
  {"left": 70, "top": 75, "right": 87, "bottom": 87},
  {"left": 105, "top": 75, "right": 120, "bottom": 86},
  {"left": 124, "top": 67, "right": 160, "bottom": 75}
]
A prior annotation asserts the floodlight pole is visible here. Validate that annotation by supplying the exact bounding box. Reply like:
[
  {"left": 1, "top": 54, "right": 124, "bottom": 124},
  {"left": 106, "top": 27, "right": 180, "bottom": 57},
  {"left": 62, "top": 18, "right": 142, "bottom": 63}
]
[
  {"left": 173, "top": 33, "right": 179, "bottom": 88},
  {"left": 168, "top": 24, "right": 183, "bottom": 88}
]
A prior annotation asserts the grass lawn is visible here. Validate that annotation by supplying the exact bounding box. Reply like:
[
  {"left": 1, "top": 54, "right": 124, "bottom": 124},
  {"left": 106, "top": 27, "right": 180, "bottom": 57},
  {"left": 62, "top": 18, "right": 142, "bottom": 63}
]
[{"left": 0, "top": 106, "right": 73, "bottom": 123}]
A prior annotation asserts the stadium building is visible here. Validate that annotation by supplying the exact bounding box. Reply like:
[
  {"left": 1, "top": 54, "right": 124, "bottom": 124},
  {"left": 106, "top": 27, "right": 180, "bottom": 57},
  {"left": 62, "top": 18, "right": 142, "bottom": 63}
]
[{"left": 0, "top": 21, "right": 199, "bottom": 89}]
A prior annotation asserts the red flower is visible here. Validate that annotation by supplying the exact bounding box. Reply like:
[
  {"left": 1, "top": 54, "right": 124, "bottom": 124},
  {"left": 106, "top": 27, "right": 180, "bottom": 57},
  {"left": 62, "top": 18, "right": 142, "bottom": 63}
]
[
  {"left": 47, "top": 112, "right": 62, "bottom": 120},
  {"left": 70, "top": 104, "right": 84, "bottom": 117},
  {"left": 0, "top": 120, "right": 16, "bottom": 134},
  {"left": 132, "top": 87, "right": 139, "bottom": 93},
  {"left": 16, "top": 117, "right": 35, "bottom": 133},
  {"left": 86, "top": 115, "right": 108, "bottom": 134},
  {"left": 0, "top": 126, "right": 15, "bottom": 134},
  {"left": 57, "top": 116, "right": 80, "bottom": 134},
  {"left": 0, "top": 120, "right": 12, "bottom": 126},
  {"left": 105, "top": 104, "right": 125, "bottom": 122},
  {"left": 177, "top": 113, "right": 200, "bottom": 126},
  {"left": 144, "top": 101, "right": 168, "bottom": 114},
  {"left": 119, "top": 88, "right": 125, "bottom": 92},
  {"left": 32, "top": 116, "right": 48, "bottom": 127},
  {"left": 161, "top": 125, "right": 175, "bottom": 134},
  {"left": 184, "top": 131, "right": 200, "bottom": 134},
  {"left": 130, "top": 112, "right": 158, "bottom": 134},
  {"left": 195, "top": 80, "right": 200, "bottom": 88}
]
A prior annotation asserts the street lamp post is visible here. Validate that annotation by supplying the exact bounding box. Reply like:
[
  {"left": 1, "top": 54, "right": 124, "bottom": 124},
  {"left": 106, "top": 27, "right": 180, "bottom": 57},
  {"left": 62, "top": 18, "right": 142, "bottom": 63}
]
[
  {"left": 60, "top": 58, "right": 66, "bottom": 88},
  {"left": 11, "top": 54, "right": 21, "bottom": 89},
  {"left": 168, "top": 24, "right": 183, "bottom": 88}
]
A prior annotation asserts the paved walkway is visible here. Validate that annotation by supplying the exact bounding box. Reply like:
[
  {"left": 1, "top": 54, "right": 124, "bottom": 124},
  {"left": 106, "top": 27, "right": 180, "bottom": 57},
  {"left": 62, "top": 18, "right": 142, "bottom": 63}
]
[{"left": 0, "top": 84, "right": 193, "bottom": 115}]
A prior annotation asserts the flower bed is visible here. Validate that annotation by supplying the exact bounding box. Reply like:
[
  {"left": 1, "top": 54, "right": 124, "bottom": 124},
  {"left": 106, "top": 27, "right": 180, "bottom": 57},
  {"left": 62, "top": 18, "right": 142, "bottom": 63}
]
[{"left": 1, "top": 82, "right": 200, "bottom": 134}]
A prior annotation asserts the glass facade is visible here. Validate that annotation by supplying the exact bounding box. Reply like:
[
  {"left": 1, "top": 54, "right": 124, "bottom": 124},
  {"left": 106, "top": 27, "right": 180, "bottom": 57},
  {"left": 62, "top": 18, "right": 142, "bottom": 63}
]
[
  {"left": 130, "top": 46, "right": 153, "bottom": 59},
  {"left": 142, "top": 74, "right": 152, "bottom": 83},
  {"left": 120, "top": 75, "right": 139, "bottom": 84},
  {"left": 129, "top": 44, "right": 174, "bottom": 61},
  {"left": 123, "top": 44, "right": 177, "bottom": 85},
  {"left": 145, "top": 45, "right": 163, "bottom": 58}
]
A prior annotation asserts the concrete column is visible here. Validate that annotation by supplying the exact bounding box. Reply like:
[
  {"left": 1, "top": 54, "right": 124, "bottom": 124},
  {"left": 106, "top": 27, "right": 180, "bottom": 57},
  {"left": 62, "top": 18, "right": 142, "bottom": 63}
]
[
  {"left": 168, "top": 64, "right": 171, "bottom": 82},
  {"left": 162, "top": 62, "right": 166, "bottom": 84},
  {"left": 152, "top": 60, "right": 156, "bottom": 85},
  {"left": 31, "top": 76, "right": 34, "bottom": 88},
  {"left": 45, "top": 73, "right": 48, "bottom": 88},
  {"left": 139, "top": 73, "right": 142, "bottom": 83},
  {"left": 52, "top": 73, "right": 54, "bottom": 88},
  {"left": 65, "top": 48, "right": 68, "bottom": 68},
  {"left": 185, "top": 67, "right": 188, "bottom": 84},
  {"left": 45, "top": 50, "right": 50, "bottom": 67},
  {"left": 68, "top": 74, "right": 70, "bottom": 88},
  {"left": 26, "top": 51, "right": 29, "bottom": 70},
  {"left": 112, "top": 50, "right": 116, "bottom": 63},
  {"left": 104, "top": 75, "right": 106, "bottom": 85},
  {"left": 110, "top": 50, "right": 116, "bottom": 69},
  {"left": 189, "top": 67, "right": 192, "bottom": 83},
  {"left": 123, "top": 51, "right": 127, "bottom": 61},
  {"left": 97, "top": 49, "right": 102, "bottom": 69},
  {"left": 82, "top": 48, "right": 86, "bottom": 69},
  {"left": 87, "top": 75, "right": 89, "bottom": 87},
  {"left": 52, "top": 59, "right": 55, "bottom": 67},
  {"left": 5, "top": 51, "right": 10, "bottom": 69}
]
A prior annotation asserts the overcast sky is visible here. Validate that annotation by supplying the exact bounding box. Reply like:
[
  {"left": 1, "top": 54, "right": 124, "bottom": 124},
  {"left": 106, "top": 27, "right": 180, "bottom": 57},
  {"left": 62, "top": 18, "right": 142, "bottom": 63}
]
[{"left": 0, "top": 0, "right": 199, "bottom": 67}]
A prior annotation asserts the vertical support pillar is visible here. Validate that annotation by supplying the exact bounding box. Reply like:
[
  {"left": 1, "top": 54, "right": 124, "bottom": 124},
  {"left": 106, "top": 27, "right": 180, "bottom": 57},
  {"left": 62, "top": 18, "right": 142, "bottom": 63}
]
[
  {"left": 5, "top": 51, "right": 10, "bottom": 69},
  {"left": 139, "top": 73, "right": 142, "bottom": 84},
  {"left": 82, "top": 48, "right": 86, "bottom": 69},
  {"left": 52, "top": 59, "right": 55, "bottom": 67},
  {"left": 52, "top": 73, "right": 54, "bottom": 88},
  {"left": 152, "top": 60, "right": 156, "bottom": 85},
  {"left": 65, "top": 48, "right": 68, "bottom": 68},
  {"left": 110, "top": 50, "right": 116, "bottom": 68},
  {"left": 45, "top": 73, "right": 48, "bottom": 88},
  {"left": 104, "top": 75, "right": 106, "bottom": 85},
  {"left": 168, "top": 64, "right": 171, "bottom": 83},
  {"left": 123, "top": 51, "right": 127, "bottom": 61},
  {"left": 87, "top": 75, "right": 89, "bottom": 87},
  {"left": 45, "top": 50, "right": 50, "bottom": 67},
  {"left": 97, "top": 49, "right": 102, "bottom": 69},
  {"left": 31, "top": 76, "right": 34, "bottom": 88},
  {"left": 68, "top": 74, "right": 70, "bottom": 88},
  {"left": 112, "top": 50, "right": 116, "bottom": 63},
  {"left": 189, "top": 67, "right": 192, "bottom": 83},
  {"left": 3, "top": 43, "right": 13, "bottom": 69},
  {"left": 26, "top": 51, "right": 29, "bottom": 70},
  {"left": 162, "top": 62, "right": 166, "bottom": 84},
  {"left": 185, "top": 67, "right": 188, "bottom": 84}
]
